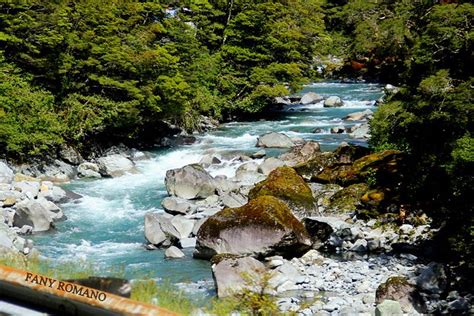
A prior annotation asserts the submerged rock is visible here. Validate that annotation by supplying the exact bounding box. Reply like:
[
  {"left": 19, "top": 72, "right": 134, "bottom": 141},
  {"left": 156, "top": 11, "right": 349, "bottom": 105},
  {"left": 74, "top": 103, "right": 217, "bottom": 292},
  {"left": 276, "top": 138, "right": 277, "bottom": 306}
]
[
  {"left": 165, "top": 164, "right": 216, "bottom": 200},
  {"left": 256, "top": 132, "right": 295, "bottom": 148},
  {"left": 165, "top": 246, "right": 185, "bottom": 258},
  {"left": 194, "top": 196, "right": 312, "bottom": 259},
  {"left": 249, "top": 166, "right": 316, "bottom": 215}
]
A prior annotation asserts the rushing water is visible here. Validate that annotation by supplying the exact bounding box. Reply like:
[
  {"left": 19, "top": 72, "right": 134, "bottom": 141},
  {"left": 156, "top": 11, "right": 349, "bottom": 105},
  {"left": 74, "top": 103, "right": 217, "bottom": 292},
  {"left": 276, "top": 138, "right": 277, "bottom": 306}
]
[{"left": 32, "top": 83, "right": 383, "bottom": 292}]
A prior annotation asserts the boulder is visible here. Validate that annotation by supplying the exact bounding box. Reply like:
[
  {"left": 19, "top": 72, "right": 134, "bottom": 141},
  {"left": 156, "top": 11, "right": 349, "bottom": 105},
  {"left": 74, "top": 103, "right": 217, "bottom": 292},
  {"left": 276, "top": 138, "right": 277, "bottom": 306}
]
[
  {"left": 144, "top": 213, "right": 167, "bottom": 245},
  {"left": 77, "top": 162, "right": 102, "bottom": 178},
  {"left": 199, "top": 154, "right": 221, "bottom": 166},
  {"left": 324, "top": 96, "right": 344, "bottom": 107},
  {"left": 220, "top": 192, "right": 247, "bottom": 208},
  {"left": 212, "top": 256, "right": 267, "bottom": 298},
  {"left": 279, "top": 141, "right": 321, "bottom": 166},
  {"left": 256, "top": 132, "right": 295, "bottom": 148},
  {"left": 97, "top": 155, "right": 135, "bottom": 177},
  {"left": 0, "top": 162, "right": 14, "bottom": 184},
  {"left": 330, "top": 125, "right": 346, "bottom": 134},
  {"left": 416, "top": 262, "right": 447, "bottom": 294},
  {"left": 327, "top": 183, "right": 368, "bottom": 213},
  {"left": 179, "top": 237, "right": 196, "bottom": 248},
  {"left": 274, "top": 96, "right": 292, "bottom": 105},
  {"left": 36, "top": 197, "right": 65, "bottom": 221},
  {"left": 302, "top": 218, "right": 334, "bottom": 249},
  {"left": 345, "top": 109, "right": 373, "bottom": 121},
  {"left": 300, "top": 92, "right": 323, "bottom": 105},
  {"left": 38, "top": 185, "right": 68, "bottom": 203},
  {"left": 59, "top": 145, "right": 83, "bottom": 165},
  {"left": 161, "top": 197, "right": 193, "bottom": 215},
  {"left": 375, "top": 300, "right": 403, "bottom": 316},
  {"left": 13, "top": 181, "right": 40, "bottom": 199},
  {"left": 165, "top": 164, "right": 216, "bottom": 200},
  {"left": 376, "top": 276, "right": 425, "bottom": 313},
  {"left": 171, "top": 216, "right": 195, "bottom": 239},
  {"left": 258, "top": 157, "right": 286, "bottom": 176},
  {"left": 14, "top": 200, "right": 54, "bottom": 232},
  {"left": 349, "top": 123, "right": 370, "bottom": 139},
  {"left": 165, "top": 246, "right": 185, "bottom": 258},
  {"left": 194, "top": 196, "right": 312, "bottom": 259},
  {"left": 249, "top": 167, "right": 315, "bottom": 215},
  {"left": 251, "top": 150, "right": 266, "bottom": 159}
]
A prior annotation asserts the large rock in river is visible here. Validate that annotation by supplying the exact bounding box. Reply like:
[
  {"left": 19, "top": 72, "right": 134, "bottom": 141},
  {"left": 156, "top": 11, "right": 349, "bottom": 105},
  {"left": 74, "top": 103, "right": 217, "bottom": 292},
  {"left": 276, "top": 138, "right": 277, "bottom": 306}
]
[
  {"left": 300, "top": 92, "right": 323, "bottom": 105},
  {"left": 0, "top": 162, "right": 14, "bottom": 184},
  {"left": 13, "top": 199, "right": 55, "bottom": 232},
  {"left": 165, "top": 164, "right": 216, "bottom": 199},
  {"left": 249, "top": 166, "right": 315, "bottom": 215},
  {"left": 194, "top": 196, "right": 311, "bottom": 259},
  {"left": 256, "top": 132, "right": 295, "bottom": 148},
  {"left": 97, "top": 154, "right": 135, "bottom": 177},
  {"left": 324, "top": 96, "right": 344, "bottom": 107}
]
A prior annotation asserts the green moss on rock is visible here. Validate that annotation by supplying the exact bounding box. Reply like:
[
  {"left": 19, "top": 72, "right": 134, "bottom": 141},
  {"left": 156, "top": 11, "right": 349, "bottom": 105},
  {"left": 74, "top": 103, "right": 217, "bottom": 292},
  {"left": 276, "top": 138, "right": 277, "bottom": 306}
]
[
  {"left": 328, "top": 183, "right": 369, "bottom": 213},
  {"left": 249, "top": 166, "right": 315, "bottom": 214}
]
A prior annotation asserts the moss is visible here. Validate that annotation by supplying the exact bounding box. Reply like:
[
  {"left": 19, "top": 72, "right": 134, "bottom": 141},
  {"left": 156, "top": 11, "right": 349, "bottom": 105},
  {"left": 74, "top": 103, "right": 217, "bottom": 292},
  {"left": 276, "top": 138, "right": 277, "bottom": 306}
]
[
  {"left": 361, "top": 189, "right": 386, "bottom": 206},
  {"left": 294, "top": 152, "right": 337, "bottom": 180},
  {"left": 210, "top": 253, "right": 241, "bottom": 265},
  {"left": 328, "top": 183, "right": 368, "bottom": 213},
  {"left": 249, "top": 166, "right": 315, "bottom": 212}
]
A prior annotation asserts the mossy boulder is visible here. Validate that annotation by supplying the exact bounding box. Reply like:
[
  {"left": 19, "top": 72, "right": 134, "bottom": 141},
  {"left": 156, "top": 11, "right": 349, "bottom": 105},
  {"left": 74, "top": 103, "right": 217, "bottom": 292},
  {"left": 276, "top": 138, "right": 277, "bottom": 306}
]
[
  {"left": 316, "top": 150, "right": 404, "bottom": 185},
  {"left": 376, "top": 276, "right": 425, "bottom": 313},
  {"left": 327, "top": 183, "right": 368, "bottom": 213},
  {"left": 194, "top": 195, "right": 312, "bottom": 260},
  {"left": 294, "top": 152, "right": 337, "bottom": 181},
  {"left": 249, "top": 166, "right": 316, "bottom": 215}
]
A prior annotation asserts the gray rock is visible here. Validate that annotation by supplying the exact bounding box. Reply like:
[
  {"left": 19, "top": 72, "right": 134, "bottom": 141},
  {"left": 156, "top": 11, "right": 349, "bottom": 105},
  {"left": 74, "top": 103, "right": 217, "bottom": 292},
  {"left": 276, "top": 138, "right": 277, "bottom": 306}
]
[
  {"left": 36, "top": 197, "right": 65, "bottom": 221},
  {"left": 234, "top": 170, "right": 266, "bottom": 184},
  {"left": 350, "top": 239, "right": 367, "bottom": 252},
  {"left": 349, "top": 123, "right": 370, "bottom": 139},
  {"left": 161, "top": 197, "right": 193, "bottom": 215},
  {"left": 165, "top": 246, "right": 185, "bottom": 258},
  {"left": 14, "top": 199, "right": 54, "bottom": 232},
  {"left": 345, "top": 109, "right": 373, "bottom": 121},
  {"left": 59, "top": 145, "right": 83, "bottom": 165},
  {"left": 212, "top": 256, "right": 266, "bottom": 298},
  {"left": 375, "top": 300, "right": 403, "bottom": 316},
  {"left": 416, "top": 262, "right": 447, "bottom": 294},
  {"left": 236, "top": 162, "right": 259, "bottom": 173},
  {"left": 192, "top": 218, "right": 207, "bottom": 236},
  {"left": 0, "top": 162, "right": 14, "bottom": 184},
  {"left": 220, "top": 192, "right": 247, "bottom": 208},
  {"left": 38, "top": 185, "right": 68, "bottom": 203},
  {"left": 97, "top": 155, "right": 135, "bottom": 177},
  {"left": 144, "top": 212, "right": 167, "bottom": 245},
  {"left": 256, "top": 132, "right": 294, "bottom": 148},
  {"left": 213, "top": 176, "right": 239, "bottom": 195},
  {"left": 165, "top": 164, "right": 216, "bottom": 199},
  {"left": 171, "top": 216, "right": 195, "bottom": 239},
  {"left": 258, "top": 157, "right": 286, "bottom": 175},
  {"left": 324, "top": 96, "right": 344, "bottom": 107},
  {"left": 301, "top": 92, "right": 323, "bottom": 105},
  {"left": 331, "top": 125, "right": 346, "bottom": 134},
  {"left": 251, "top": 150, "right": 266, "bottom": 159},
  {"left": 13, "top": 181, "right": 40, "bottom": 199},
  {"left": 77, "top": 162, "right": 102, "bottom": 178},
  {"left": 199, "top": 154, "right": 221, "bottom": 166},
  {"left": 179, "top": 237, "right": 196, "bottom": 248},
  {"left": 279, "top": 141, "right": 321, "bottom": 167}
]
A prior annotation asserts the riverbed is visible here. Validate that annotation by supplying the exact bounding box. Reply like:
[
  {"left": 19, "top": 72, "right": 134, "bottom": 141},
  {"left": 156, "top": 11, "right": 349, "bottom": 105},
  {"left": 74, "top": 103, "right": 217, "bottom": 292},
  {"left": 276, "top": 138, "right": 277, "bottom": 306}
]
[{"left": 32, "top": 82, "right": 383, "bottom": 294}]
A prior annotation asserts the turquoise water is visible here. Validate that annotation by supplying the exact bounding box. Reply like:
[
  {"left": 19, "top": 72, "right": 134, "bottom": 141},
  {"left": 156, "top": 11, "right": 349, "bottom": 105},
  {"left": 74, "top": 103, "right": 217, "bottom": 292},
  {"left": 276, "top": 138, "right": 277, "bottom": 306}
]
[{"left": 32, "top": 83, "right": 383, "bottom": 291}]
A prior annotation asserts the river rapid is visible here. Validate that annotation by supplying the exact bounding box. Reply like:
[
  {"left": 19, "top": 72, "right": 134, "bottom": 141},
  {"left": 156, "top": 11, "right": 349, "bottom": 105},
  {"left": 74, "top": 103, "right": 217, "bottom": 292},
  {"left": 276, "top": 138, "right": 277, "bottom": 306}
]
[{"left": 32, "top": 83, "right": 383, "bottom": 294}]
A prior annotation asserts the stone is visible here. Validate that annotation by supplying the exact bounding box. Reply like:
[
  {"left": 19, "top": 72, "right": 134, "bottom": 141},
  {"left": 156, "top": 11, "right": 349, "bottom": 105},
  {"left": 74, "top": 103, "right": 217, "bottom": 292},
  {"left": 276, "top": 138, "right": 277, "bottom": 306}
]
[
  {"left": 375, "top": 300, "right": 403, "bottom": 316},
  {"left": 212, "top": 256, "right": 266, "bottom": 298},
  {"left": 258, "top": 157, "right": 286, "bottom": 176},
  {"left": 327, "top": 183, "right": 368, "bottom": 213},
  {"left": 13, "top": 181, "right": 40, "bottom": 199},
  {"left": 38, "top": 185, "right": 68, "bottom": 203},
  {"left": 349, "top": 239, "right": 367, "bottom": 252},
  {"left": 249, "top": 166, "right": 316, "bottom": 215},
  {"left": 161, "top": 197, "right": 193, "bottom": 215},
  {"left": 220, "top": 192, "right": 247, "bottom": 208},
  {"left": 302, "top": 218, "right": 334, "bottom": 248},
  {"left": 251, "top": 150, "right": 266, "bottom": 159},
  {"left": 0, "top": 162, "right": 14, "bottom": 184},
  {"left": 144, "top": 213, "right": 167, "bottom": 245},
  {"left": 13, "top": 200, "right": 53, "bottom": 232},
  {"left": 236, "top": 162, "right": 259, "bottom": 173},
  {"left": 97, "top": 155, "right": 135, "bottom": 177},
  {"left": 171, "top": 216, "right": 195, "bottom": 239},
  {"left": 279, "top": 141, "right": 321, "bottom": 167},
  {"left": 301, "top": 92, "right": 324, "bottom": 105},
  {"left": 179, "top": 237, "right": 196, "bottom": 248},
  {"left": 349, "top": 123, "right": 370, "bottom": 139},
  {"left": 324, "top": 96, "right": 344, "bottom": 107},
  {"left": 331, "top": 125, "right": 345, "bottom": 134},
  {"left": 165, "top": 246, "right": 185, "bottom": 258},
  {"left": 77, "top": 162, "right": 102, "bottom": 178},
  {"left": 199, "top": 154, "right": 221, "bottom": 166},
  {"left": 165, "top": 164, "right": 216, "bottom": 199},
  {"left": 59, "top": 145, "right": 83, "bottom": 165},
  {"left": 194, "top": 196, "right": 312, "bottom": 259},
  {"left": 36, "top": 197, "right": 65, "bottom": 221},
  {"left": 416, "top": 262, "right": 447, "bottom": 294},
  {"left": 256, "top": 132, "right": 295, "bottom": 148},
  {"left": 376, "top": 276, "right": 425, "bottom": 314},
  {"left": 345, "top": 109, "right": 373, "bottom": 121}
]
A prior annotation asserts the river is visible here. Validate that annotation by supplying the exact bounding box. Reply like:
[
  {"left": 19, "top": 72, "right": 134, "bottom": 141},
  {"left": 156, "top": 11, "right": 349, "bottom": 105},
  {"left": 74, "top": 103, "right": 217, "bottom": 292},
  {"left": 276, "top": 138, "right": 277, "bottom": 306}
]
[{"left": 32, "top": 82, "right": 383, "bottom": 295}]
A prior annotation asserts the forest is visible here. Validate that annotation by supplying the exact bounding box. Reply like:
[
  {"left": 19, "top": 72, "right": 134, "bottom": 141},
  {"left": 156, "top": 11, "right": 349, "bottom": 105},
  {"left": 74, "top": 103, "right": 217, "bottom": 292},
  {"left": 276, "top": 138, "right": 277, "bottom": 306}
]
[{"left": 0, "top": 0, "right": 473, "bottom": 275}]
